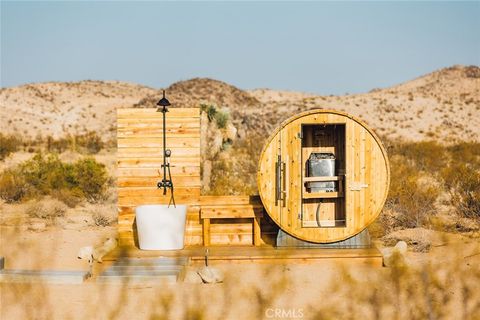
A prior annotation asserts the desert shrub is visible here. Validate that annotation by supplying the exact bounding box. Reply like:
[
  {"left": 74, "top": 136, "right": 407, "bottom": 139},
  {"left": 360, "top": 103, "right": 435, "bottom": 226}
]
[
  {"left": 200, "top": 104, "right": 230, "bottom": 129},
  {"left": 45, "top": 132, "right": 105, "bottom": 154},
  {"left": 214, "top": 109, "right": 230, "bottom": 129},
  {"left": 388, "top": 140, "right": 448, "bottom": 175},
  {"left": 385, "top": 156, "right": 440, "bottom": 228},
  {"left": 73, "top": 157, "right": 108, "bottom": 202},
  {"left": 20, "top": 153, "right": 77, "bottom": 194},
  {"left": 201, "top": 104, "right": 217, "bottom": 121},
  {"left": 0, "top": 133, "right": 21, "bottom": 160},
  {"left": 75, "top": 131, "right": 104, "bottom": 154},
  {"left": 26, "top": 197, "right": 67, "bottom": 220},
  {"left": 93, "top": 212, "right": 113, "bottom": 227},
  {"left": 0, "top": 169, "right": 28, "bottom": 202},
  {"left": 9, "top": 153, "right": 108, "bottom": 204},
  {"left": 46, "top": 136, "right": 70, "bottom": 153},
  {"left": 441, "top": 163, "right": 480, "bottom": 220},
  {"left": 51, "top": 189, "right": 83, "bottom": 208},
  {"left": 447, "top": 142, "right": 480, "bottom": 168}
]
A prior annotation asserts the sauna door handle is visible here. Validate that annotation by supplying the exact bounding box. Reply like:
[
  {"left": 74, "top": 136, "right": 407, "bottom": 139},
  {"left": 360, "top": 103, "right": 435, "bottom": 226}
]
[
  {"left": 282, "top": 155, "right": 288, "bottom": 207},
  {"left": 275, "top": 155, "right": 288, "bottom": 207},
  {"left": 275, "top": 155, "right": 282, "bottom": 205}
]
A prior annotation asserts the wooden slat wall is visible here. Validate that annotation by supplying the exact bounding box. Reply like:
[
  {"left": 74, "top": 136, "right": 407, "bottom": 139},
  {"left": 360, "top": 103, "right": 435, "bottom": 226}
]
[
  {"left": 117, "top": 108, "right": 202, "bottom": 247},
  {"left": 117, "top": 108, "right": 278, "bottom": 247}
]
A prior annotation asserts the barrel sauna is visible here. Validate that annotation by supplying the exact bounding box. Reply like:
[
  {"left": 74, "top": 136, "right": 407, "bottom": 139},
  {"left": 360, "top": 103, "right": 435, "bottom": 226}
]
[{"left": 257, "top": 109, "right": 390, "bottom": 243}]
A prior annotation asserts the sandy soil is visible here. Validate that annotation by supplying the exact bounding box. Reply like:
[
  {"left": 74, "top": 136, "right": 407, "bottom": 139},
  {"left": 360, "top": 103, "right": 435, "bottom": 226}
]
[{"left": 1, "top": 220, "right": 479, "bottom": 319}]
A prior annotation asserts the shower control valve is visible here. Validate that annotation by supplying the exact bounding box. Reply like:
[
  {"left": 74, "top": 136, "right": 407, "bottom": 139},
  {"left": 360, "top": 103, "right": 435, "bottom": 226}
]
[{"left": 157, "top": 179, "right": 173, "bottom": 189}]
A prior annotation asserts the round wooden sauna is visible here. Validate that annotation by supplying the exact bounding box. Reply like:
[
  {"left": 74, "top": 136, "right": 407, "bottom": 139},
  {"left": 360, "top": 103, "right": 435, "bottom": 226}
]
[{"left": 257, "top": 109, "right": 390, "bottom": 243}]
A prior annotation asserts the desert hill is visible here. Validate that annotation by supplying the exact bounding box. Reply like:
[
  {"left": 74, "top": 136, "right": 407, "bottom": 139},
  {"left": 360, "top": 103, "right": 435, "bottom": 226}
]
[
  {"left": 1, "top": 65, "right": 479, "bottom": 143},
  {"left": 0, "top": 80, "right": 157, "bottom": 140}
]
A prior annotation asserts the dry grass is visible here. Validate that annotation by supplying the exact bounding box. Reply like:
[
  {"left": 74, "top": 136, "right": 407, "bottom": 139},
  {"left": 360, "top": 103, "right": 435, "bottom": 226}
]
[{"left": 25, "top": 197, "right": 67, "bottom": 221}]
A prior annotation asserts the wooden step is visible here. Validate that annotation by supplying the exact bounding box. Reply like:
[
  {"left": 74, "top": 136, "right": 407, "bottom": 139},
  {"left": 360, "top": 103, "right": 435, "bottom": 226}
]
[{"left": 106, "top": 246, "right": 383, "bottom": 267}]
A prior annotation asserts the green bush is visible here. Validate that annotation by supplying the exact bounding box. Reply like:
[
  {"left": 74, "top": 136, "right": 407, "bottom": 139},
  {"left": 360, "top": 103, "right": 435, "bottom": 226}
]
[
  {"left": 214, "top": 110, "right": 229, "bottom": 129},
  {"left": 20, "top": 153, "right": 76, "bottom": 194},
  {"left": 200, "top": 104, "right": 230, "bottom": 129},
  {"left": 0, "top": 169, "right": 28, "bottom": 203},
  {"left": 0, "top": 134, "right": 21, "bottom": 160},
  {"left": 2, "top": 152, "right": 108, "bottom": 205},
  {"left": 201, "top": 104, "right": 217, "bottom": 122},
  {"left": 73, "top": 157, "right": 108, "bottom": 202}
]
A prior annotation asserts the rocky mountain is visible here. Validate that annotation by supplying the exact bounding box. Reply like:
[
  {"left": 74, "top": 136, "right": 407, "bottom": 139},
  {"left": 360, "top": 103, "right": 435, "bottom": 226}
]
[{"left": 1, "top": 65, "right": 478, "bottom": 143}]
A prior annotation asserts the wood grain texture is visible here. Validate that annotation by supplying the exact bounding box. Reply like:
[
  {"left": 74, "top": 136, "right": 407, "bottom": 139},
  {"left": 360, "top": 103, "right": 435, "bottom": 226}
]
[
  {"left": 117, "top": 109, "right": 277, "bottom": 247},
  {"left": 257, "top": 109, "right": 390, "bottom": 243}
]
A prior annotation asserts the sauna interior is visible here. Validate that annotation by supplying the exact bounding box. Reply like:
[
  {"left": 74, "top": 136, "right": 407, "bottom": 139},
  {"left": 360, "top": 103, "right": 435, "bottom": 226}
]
[{"left": 301, "top": 124, "right": 346, "bottom": 228}]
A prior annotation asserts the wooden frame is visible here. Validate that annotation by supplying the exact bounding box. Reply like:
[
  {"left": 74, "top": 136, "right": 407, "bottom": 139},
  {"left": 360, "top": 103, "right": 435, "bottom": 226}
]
[{"left": 257, "top": 109, "right": 390, "bottom": 243}]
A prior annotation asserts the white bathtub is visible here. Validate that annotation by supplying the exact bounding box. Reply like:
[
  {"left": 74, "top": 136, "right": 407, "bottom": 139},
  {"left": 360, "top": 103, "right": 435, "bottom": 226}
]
[{"left": 135, "top": 204, "right": 187, "bottom": 250}]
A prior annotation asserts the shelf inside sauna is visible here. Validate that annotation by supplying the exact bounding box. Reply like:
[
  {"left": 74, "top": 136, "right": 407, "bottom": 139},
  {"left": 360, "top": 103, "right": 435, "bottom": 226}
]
[{"left": 301, "top": 123, "right": 346, "bottom": 228}]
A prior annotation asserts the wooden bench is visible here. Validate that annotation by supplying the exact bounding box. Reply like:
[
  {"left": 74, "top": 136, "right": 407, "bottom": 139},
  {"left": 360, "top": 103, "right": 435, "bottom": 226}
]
[{"left": 200, "top": 196, "right": 264, "bottom": 246}]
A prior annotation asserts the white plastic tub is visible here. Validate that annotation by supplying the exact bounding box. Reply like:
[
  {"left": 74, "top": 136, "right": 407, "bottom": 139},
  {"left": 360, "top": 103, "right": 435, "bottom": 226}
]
[{"left": 135, "top": 205, "right": 187, "bottom": 250}]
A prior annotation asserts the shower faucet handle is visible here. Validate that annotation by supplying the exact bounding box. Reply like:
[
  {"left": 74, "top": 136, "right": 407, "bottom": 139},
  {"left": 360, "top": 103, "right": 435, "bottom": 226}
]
[{"left": 165, "top": 149, "right": 172, "bottom": 157}]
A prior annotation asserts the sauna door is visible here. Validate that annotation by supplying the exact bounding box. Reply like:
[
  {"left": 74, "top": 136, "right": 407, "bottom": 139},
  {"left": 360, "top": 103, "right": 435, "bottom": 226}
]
[
  {"left": 279, "top": 122, "right": 302, "bottom": 230},
  {"left": 279, "top": 121, "right": 347, "bottom": 233}
]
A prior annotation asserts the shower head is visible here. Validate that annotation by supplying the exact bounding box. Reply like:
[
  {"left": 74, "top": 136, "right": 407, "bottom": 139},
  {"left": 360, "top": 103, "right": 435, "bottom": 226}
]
[{"left": 157, "top": 90, "right": 171, "bottom": 112}]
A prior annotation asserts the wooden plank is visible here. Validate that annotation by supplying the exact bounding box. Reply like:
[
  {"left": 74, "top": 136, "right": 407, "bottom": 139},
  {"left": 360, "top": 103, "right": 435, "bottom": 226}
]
[
  {"left": 118, "top": 167, "right": 199, "bottom": 177},
  {"left": 118, "top": 118, "right": 200, "bottom": 126},
  {"left": 199, "top": 195, "right": 262, "bottom": 205},
  {"left": 117, "top": 147, "right": 200, "bottom": 158},
  {"left": 118, "top": 158, "right": 200, "bottom": 168},
  {"left": 253, "top": 217, "right": 261, "bottom": 246},
  {"left": 302, "top": 192, "right": 343, "bottom": 199},
  {"left": 201, "top": 207, "right": 263, "bottom": 219},
  {"left": 118, "top": 187, "right": 200, "bottom": 198},
  {"left": 119, "top": 195, "right": 201, "bottom": 206},
  {"left": 117, "top": 108, "right": 200, "bottom": 118},
  {"left": 118, "top": 137, "right": 199, "bottom": 148},
  {"left": 117, "top": 121, "right": 200, "bottom": 129},
  {"left": 203, "top": 218, "right": 210, "bottom": 246},
  {"left": 105, "top": 246, "right": 383, "bottom": 267},
  {"left": 303, "top": 176, "right": 344, "bottom": 182},
  {"left": 118, "top": 128, "right": 200, "bottom": 137},
  {"left": 118, "top": 176, "right": 201, "bottom": 188}
]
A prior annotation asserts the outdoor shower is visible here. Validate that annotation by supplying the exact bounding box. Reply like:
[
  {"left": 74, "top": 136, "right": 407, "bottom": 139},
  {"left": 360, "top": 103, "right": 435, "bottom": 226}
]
[{"left": 156, "top": 90, "right": 175, "bottom": 207}]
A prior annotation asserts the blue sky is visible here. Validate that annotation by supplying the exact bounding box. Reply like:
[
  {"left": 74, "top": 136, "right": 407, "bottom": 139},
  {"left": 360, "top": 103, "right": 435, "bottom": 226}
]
[{"left": 1, "top": 1, "right": 479, "bottom": 94}]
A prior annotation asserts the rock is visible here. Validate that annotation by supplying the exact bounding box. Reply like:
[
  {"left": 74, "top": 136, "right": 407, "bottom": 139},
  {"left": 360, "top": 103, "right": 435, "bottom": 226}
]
[
  {"left": 381, "top": 241, "right": 408, "bottom": 267},
  {"left": 28, "top": 221, "right": 47, "bottom": 232},
  {"left": 183, "top": 270, "right": 204, "bottom": 284},
  {"left": 383, "top": 228, "right": 436, "bottom": 252},
  {"left": 197, "top": 266, "right": 224, "bottom": 284}
]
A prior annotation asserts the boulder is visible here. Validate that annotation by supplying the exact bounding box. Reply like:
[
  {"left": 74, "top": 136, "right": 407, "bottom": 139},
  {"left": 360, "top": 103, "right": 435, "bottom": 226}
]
[{"left": 381, "top": 241, "right": 408, "bottom": 267}]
